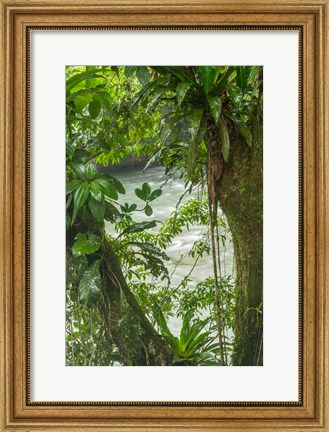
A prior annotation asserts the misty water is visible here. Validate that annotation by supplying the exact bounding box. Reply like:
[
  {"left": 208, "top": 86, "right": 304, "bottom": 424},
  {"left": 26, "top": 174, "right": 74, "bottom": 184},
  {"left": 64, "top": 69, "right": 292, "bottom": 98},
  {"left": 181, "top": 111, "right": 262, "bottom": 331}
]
[{"left": 105, "top": 166, "right": 234, "bottom": 336}]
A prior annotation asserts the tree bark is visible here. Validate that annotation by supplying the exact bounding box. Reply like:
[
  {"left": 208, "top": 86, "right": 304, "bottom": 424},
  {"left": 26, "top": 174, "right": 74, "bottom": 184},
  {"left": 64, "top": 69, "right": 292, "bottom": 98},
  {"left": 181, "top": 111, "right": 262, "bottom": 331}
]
[{"left": 217, "top": 130, "right": 263, "bottom": 366}]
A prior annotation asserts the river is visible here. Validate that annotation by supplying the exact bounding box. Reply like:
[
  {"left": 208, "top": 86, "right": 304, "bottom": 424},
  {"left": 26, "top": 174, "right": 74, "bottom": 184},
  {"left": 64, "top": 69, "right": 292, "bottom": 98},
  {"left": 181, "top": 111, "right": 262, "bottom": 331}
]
[{"left": 105, "top": 166, "right": 234, "bottom": 336}]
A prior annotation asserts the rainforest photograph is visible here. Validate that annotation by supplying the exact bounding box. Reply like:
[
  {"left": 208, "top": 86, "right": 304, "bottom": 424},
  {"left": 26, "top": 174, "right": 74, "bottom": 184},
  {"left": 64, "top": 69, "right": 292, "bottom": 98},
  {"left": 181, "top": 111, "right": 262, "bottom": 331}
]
[{"left": 66, "top": 65, "right": 263, "bottom": 367}]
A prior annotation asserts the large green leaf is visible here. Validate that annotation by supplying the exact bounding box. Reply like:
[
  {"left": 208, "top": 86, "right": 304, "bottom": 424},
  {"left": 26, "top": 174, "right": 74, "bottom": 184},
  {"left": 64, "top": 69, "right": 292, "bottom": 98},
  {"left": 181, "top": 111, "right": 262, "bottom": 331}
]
[
  {"left": 144, "top": 204, "right": 153, "bottom": 216},
  {"left": 212, "top": 67, "right": 235, "bottom": 94},
  {"left": 72, "top": 232, "right": 101, "bottom": 256},
  {"left": 88, "top": 99, "right": 101, "bottom": 119},
  {"left": 88, "top": 196, "right": 106, "bottom": 222},
  {"left": 160, "top": 111, "right": 185, "bottom": 143},
  {"left": 136, "top": 66, "right": 150, "bottom": 86},
  {"left": 132, "top": 79, "right": 159, "bottom": 108},
  {"left": 176, "top": 82, "right": 192, "bottom": 104},
  {"left": 73, "top": 94, "right": 93, "bottom": 112},
  {"left": 236, "top": 66, "right": 248, "bottom": 93},
  {"left": 238, "top": 122, "right": 252, "bottom": 148},
  {"left": 142, "top": 182, "right": 151, "bottom": 196},
  {"left": 66, "top": 70, "right": 104, "bottom": 92},
  {"left": 107, "top": 175, "right": 125, "bottom": 194},
  {"left": 135, "top": 182, "right": 151, "bottom": 201},
  {"left": 94, "top": 178, "right": 118, "bottom": 200},
  {"left": 218, "top": 118, "right": 230, "bottom": 162},
  {"left": 74, "top": 183, "right": 89, "bottom": 210},
  {"left": 187, "top": 109, "right": 203, "bottom": 143},
  {"left": 90, "top": 181, "right": 103, "bottom": 201},
  {"left": 229, "top": 115, "right": 252, "bottom": 148},
  {"left": 74, "top": 255, "right": 88, "bottom": 277},
  {"left": 78, "top": 260, "right": 101, "bottom": 307},
  {"left": 85, "top": 163, "right": 97, "bottom": 180},
  {"left": 167, "top": 66, "right": 192, "bottom": 83},
  {"left": 198, "top": 66, "right": 221, "bottom": 95},
  {"left": 124, "top": 66, "right": 138, "bottom": 79},
  {"left": 149, "top": 188, "right": 162, "bottom": 201},
  {"left": 153, "top": 306, "right": 180, "bottom": 354},
  {"left": 72, "top": 183, "right": 90, "bottom": 224},
  {"left": 208, "top": 96, "right": 222, "bottom": 124},
  {"left": 227, "top": 85, "right": 243, "bottom": 108},
  {"left": 66, "top": 87, "right": 105, "bottom": 103}
]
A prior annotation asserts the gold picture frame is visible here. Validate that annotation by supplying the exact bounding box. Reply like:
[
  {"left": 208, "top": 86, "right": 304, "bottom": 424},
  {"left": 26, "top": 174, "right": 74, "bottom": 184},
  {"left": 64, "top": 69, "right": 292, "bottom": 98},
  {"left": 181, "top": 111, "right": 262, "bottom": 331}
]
[{"left": 1, "top": 0, "right": 328, "bottom": 430}]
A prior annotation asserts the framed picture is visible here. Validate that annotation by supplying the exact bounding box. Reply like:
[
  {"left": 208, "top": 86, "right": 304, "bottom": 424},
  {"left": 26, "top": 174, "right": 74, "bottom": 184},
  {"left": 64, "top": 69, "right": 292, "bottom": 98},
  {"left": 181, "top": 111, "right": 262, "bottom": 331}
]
[{"left": 1, "top": 0, "right": 328, "bottom": 431}]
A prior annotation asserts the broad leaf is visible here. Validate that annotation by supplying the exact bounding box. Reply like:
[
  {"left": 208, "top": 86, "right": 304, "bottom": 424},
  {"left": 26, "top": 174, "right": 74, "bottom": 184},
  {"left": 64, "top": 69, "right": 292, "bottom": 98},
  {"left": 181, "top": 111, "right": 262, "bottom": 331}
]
[
  {"left": 89, "top": 99, "right": 101, "bottom": 119},
  {"left": 90, "top": 181, "right": 103, "bottom": 201},
  {"left": 108, "top": 175, "right": 125, "bottom": 194},
  {"left": 85, "top": 163, "right": 97, "bottom": 180},
  {"left": 153, "top": 306, "right": 180, "bottom": 354},
  {"left": 75, "top": 164, "right": 87, "bottom": 179},
  {"left": 66, "top": 70, "right": 104, "bottom": 92},
  {"left": 136, "top": 66, "right": 150, "bottom": 86},
  {"left": 236, "top": 66, "right": 248, "bottom": 93},
  {"left": 88, "top": 196, "right": 106, "bottom": 222},
  {"left": 208, "top": 96, "right": 222, "bottom": 123},
  {"left": 227, "top": 85, "right": 243, "bottom": 108},
  {"left": 144, "top": 204, "right": 153, "bottom": 216},
  {"left": 74, "top": 183, "right": 89, "bottom": 210},
  {"left": 74, "top": 255, "right": 88, "bottom": 276},
  {"left": 129, "top": 203, "right": 137, "bottom": 212},
  {"left": 66, "top": 87, "right": 105, "bottom": 103},
  {"left": 230, "top": 116, "right": 252, "bottom": 148},
  {"left": 72, "top": 232, "right": 101, "bottom": 256},
  {"left": 149, "top": 188, "right": 162, "bottom": 201},
  {"left": 176, "top": 82, "right": 192, "bottom": 104},
  {"left": 135, "top": 182, "right": 151, "bottom": 201},
  {"left": 124, "top": 66, "right": 138, "bottom": 78},
  {"left": 79, "top": 260, "right": 101, "bottom": 307},
  {"left": 135, "top": 188, "right": 146, "bottom": 201},
  {"left": 142, "top": 182, "right": 151, "bottom": 196},
  {"left": 198, "top": 66, "right": 221, "bottom": 96},
  {"left": 94, "top": 178, "right": 118, "bottom": 200},
  {"left": 160, "top": 111, "right": 185, "bottom": 143},
  {"left": 187, "top": 109, "right": 203, "bottom": 143}
]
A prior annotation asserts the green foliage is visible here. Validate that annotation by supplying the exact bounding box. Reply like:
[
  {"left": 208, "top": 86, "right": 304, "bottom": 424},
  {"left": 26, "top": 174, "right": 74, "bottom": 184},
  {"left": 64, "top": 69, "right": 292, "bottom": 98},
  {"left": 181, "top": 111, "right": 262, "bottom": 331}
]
[
  {"left": 199, "top": 66, "right": 221, "bottom": 95},
  {"left": 129, "top": 65, "right": 262, "bottom": 185},
  {"left": 72, "top": 232, "right": 101, "bottom": 256},
  {"left": 65, "top": 64, "right": 262, "bottom": 366},
  {"left": 79, "top": 260, "right": 102, "bottom": 307},
  {"left": 153, "top": 308, "right": 220, "bottom": 365},
  {"left": 208, "top": 95, "right": 222, "bottom": 123}
]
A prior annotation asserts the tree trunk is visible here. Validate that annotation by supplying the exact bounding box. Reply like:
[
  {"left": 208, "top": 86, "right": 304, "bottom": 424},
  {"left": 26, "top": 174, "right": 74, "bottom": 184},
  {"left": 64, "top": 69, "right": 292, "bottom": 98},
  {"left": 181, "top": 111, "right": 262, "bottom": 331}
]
[{"left": 217, "top": 130, "right": 263, "bottom": 366}]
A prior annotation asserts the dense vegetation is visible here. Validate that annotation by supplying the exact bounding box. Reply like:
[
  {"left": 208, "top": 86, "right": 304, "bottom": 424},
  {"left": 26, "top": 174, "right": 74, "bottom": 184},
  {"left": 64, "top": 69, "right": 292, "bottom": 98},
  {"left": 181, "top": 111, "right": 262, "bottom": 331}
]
[{"left": 66, "top": 65, "right": 263, "bottom": 366}]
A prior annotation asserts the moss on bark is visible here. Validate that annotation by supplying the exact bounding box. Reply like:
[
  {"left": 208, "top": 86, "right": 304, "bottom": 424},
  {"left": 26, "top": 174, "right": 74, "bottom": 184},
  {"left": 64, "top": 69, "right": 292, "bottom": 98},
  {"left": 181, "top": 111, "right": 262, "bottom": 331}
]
[{"left": 218, "top": 131, "right": 263, "bottom": 366}]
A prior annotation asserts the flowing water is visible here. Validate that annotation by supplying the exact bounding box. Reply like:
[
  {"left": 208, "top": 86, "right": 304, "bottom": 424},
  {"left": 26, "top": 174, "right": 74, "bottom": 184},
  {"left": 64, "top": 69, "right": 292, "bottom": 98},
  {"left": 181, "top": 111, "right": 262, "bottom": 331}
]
[{"left": 105, "top": 166, "right": 234, "bottom": 336}]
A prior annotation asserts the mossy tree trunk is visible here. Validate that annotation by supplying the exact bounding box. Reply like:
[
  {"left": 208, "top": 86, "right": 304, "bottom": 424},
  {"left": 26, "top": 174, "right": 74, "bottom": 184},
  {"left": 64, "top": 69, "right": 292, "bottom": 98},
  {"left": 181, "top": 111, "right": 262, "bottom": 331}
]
[{"left": 217, "top": 130, "right": 263, "bottom": 366}]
